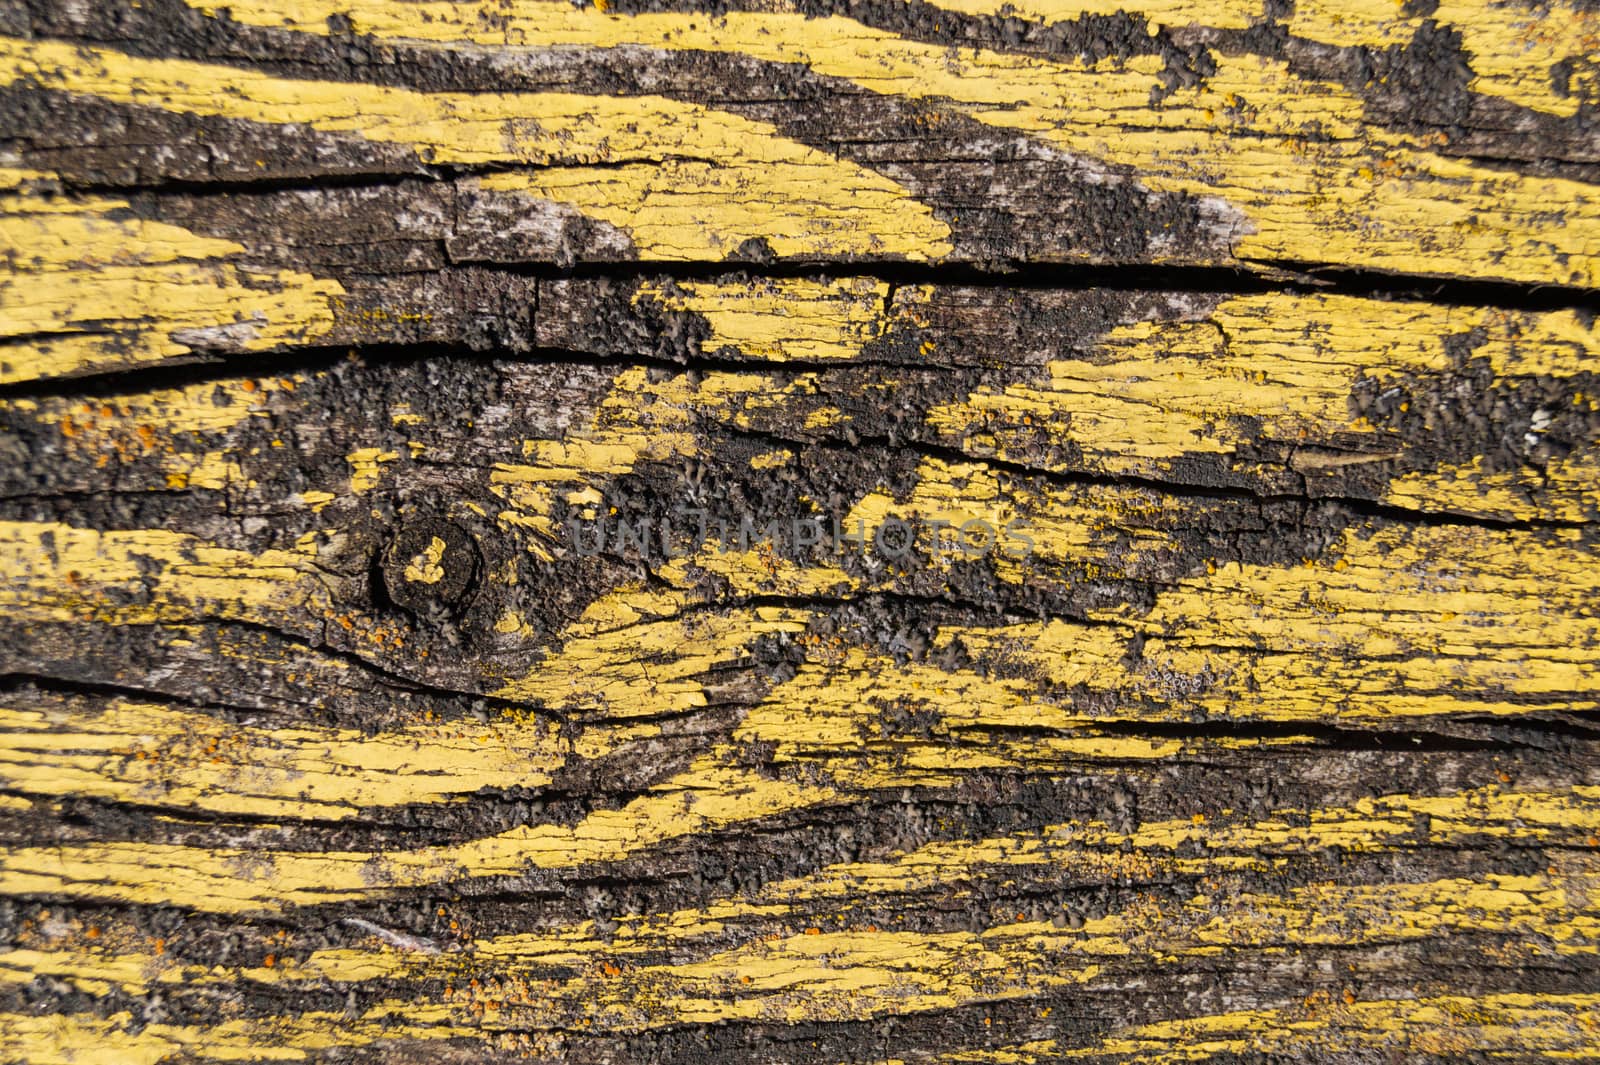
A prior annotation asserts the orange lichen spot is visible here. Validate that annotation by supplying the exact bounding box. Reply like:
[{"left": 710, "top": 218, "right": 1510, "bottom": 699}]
[
  {"left": 262, "top": 954, "right": 276, "bottom": 968},
  {"left": 240, "top": 379, "right": 258, "bottom": 393},
  {"left": 85, "top": 926, "right": 101, "bottom": 939},
  {"left": 804, "top": 927, "right": 821, "bottom": 935}
]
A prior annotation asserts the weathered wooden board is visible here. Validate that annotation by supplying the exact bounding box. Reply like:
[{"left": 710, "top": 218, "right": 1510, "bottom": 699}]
[
  {"left": 4, "top": 0, "right": 1600, "bottom": 286},
  {"left": 2, "top": 1, "right": 1600, "bottom": 1063}
]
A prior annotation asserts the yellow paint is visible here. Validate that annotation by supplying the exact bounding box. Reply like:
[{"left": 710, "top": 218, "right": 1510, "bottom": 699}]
[
  {"left": 1384, "top": 452, "right": 1600, "bottom": 524},
  {"left": 187, "top": 862, "right": 1600, "bottom": 1030},
  {"left": 1282, "top": 0, "right": 1600, "bottom": 117},
  {"left": 0, "top": 170, "right": 342, "bottom": 383},
  {"left": 0, "top": 695, "right": 568, "bottom": 819},
  {"left": 928, "top": 293, "right": 1600, "bottom": 498},
  {"left": 1091, "top": 522, "right": 1600, "bottom": 721},
  {"left": 484, "top": 366, "right": 705, "bottom": 549},
  {"left": 0, "top": 38, "right": 949, "bottom": 262},
  {"left": 3, "top": 376, "right": 313, "bottom": 497},
  {"left": 0, "top": 748, "right": 837, "bottom": 911},
  {"left": 8, "top": 375, "right": 299, "bottom": 438},
  {"left": 1053, "top": 992, "right": 1600, "bottom": 1062},
  {"left": 923, "top": 0, "right": 1256, "bottom": 30},
  {"left": 931, "top": 0, "right": 1600, "bottom": 122},
  {"left": 734, "top": 642, "right": 1186, "bottom": 791},
  {"left": 175, "top": 1, "right": 1600, "bottom": 284},
  {"left": 492, "top": 607, "right": 811, "bottom": 714},
  {"left": 346, "top": 447, "right": 398, "bottom": 494},
  {"left": 0, "top": 167, "right": 52, "bottom": 189},
  {"left": 896, "top": 518, "right": 1600, "bottom": 729},
  {"left": 0, "top": 1002, "right": 467, "bottom": 1065},
  {"left": 161, "top": 450, "right": 249, "bottom": 491},
  {"left": 633, "top": 276, "right": 908, "bottom": 361},
  {"left": 749, "top": 449, "right": 794, "bottom": 470},
  {"left": 0, "top": 520, "right": 327, "bottom": 627},
  {"left": 952, "top": 993, "right": 1600, "bottom": 1063},
  {"left": 402, "top": 536, "right": 448, "bottom": 584},
  {"left": 1, "top": 785, "right": 1594, "bottom": 1047},
  {"left": 829, "top": 455, "right": 1123, "bottom": 586},
  {"left": 727, "top": 786, "right": 1600, "bottom": 915},
  {"left": 0, "top": 944, "right": 179, "bottom": 997},
  {"left": 6, "top": 11, "right": 1600, "bottom": 1053}
]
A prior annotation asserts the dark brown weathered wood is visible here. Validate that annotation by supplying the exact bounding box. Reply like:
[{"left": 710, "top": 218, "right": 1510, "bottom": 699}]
[{"left": 3, "top": 1, "right": 1600, "bottom": 1061}]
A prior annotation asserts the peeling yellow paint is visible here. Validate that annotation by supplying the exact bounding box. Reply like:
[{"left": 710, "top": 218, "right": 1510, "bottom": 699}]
[
  {"left": 927, "top": 293, "right": 1600, "bottom": 509},
  {"left": 346, "top": 447, "right": 398, "bottom": 494},
  {"left": 0, "top": 39, "right": 950, "bottom": 263},
  {"left": 0, "top": 170, "right": 343, "bottom": 383},
  {"left": 0, "top": 1002, "right": 468, "bottom": 1065},
  {"left": 170, "top": 1, "right": 1600, "bottom": 284},
  {"left": 0, "top": 696, "right": 567, "bottom": 819},
  {"left": 0, "top": 520, "right": 328, "bottom": 627},
  {"left": 633, "top": 277, "right": 905, "bottom": 361}
]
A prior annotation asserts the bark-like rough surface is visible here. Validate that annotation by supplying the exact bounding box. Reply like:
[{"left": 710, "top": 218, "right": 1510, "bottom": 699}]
[{"left": 2, "top": 1, "right": 1600, "bottom": 1062}]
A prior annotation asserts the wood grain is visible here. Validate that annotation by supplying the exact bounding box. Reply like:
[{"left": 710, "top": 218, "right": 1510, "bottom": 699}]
[{"left": 2, "top": 1, "right": 1598, "bottom": 1062}]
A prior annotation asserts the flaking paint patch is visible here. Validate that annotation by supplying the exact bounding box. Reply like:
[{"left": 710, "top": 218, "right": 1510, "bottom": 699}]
[
  {"left": 632, "top": 277, "right": 906, "bottom": 361},
  {"left": 0, "top": 172, "right": 343, "bottom": 383},
  {"left": 0, "top": 520, "right": 329, "bottom": 627},
  {"left": 0, "top": 39, "right": 951, "bottom": 263},
  {"left": 0, "top": 696, "right": 569, "bottom": 819},
  {"left": 178, "top": 0, "right": 1600, "bottom": 283}
]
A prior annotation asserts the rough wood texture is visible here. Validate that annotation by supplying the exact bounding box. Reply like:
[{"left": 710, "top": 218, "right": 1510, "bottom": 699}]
[{"left": 2, "top": 1, "right": 1599, "bottom": 1062}]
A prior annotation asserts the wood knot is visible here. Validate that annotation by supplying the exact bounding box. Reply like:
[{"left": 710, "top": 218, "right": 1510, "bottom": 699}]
[{"left": 381, "top": 517, "right": 479, "bottom": 615}]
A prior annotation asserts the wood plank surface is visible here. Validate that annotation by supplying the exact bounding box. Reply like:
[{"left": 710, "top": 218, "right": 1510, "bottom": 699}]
[{"left": 1, "top": 0, "right": 1599, "bottom": 1062}]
